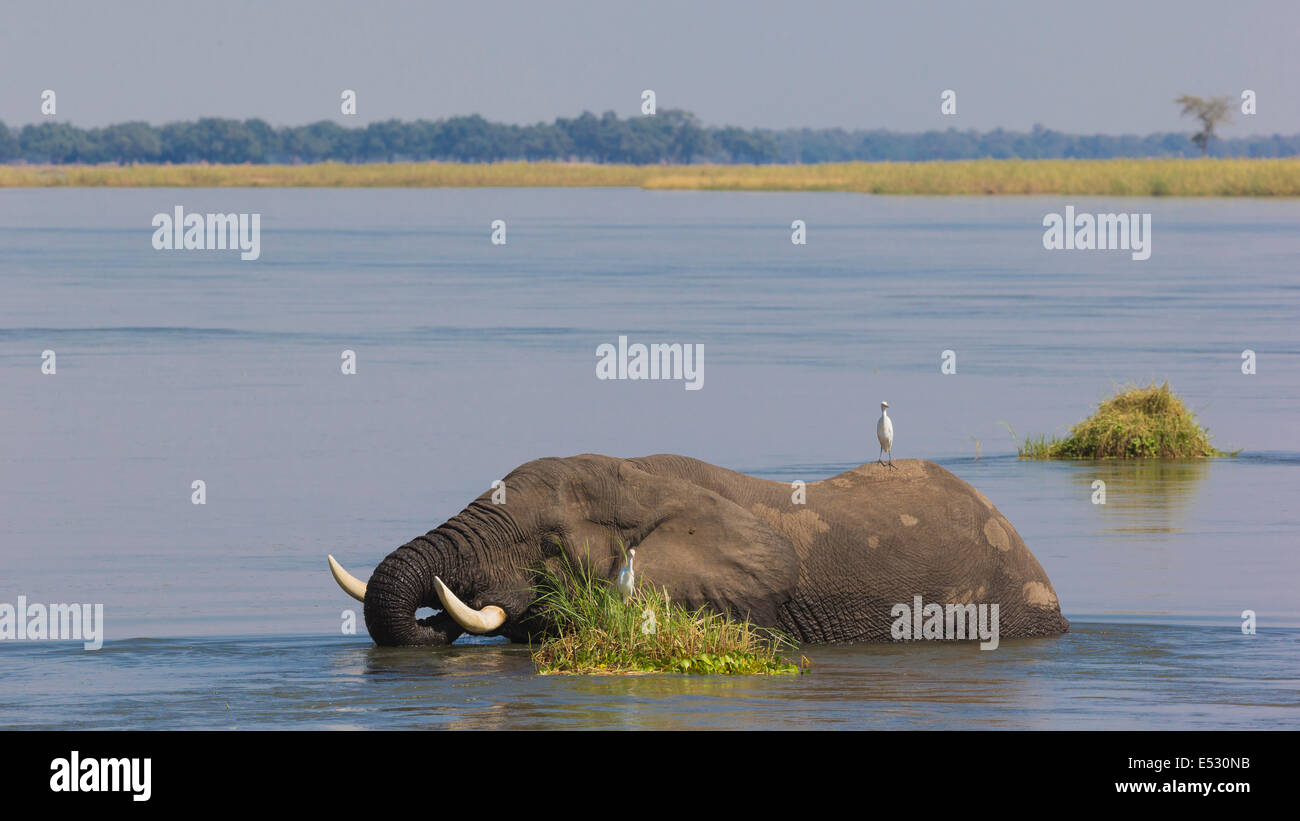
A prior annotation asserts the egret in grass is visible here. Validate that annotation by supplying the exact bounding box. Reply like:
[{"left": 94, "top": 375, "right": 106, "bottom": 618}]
[
  {"left": 615, "top": 548, "right": 636, "bottom": 600},
  {"left": 877, "top": 401, "right": 895, "bottom": 468}
]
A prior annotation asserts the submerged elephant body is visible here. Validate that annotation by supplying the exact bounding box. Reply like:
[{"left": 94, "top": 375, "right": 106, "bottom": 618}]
[{"left": 331, "top": 454, "right": 1068, "bottom": 646}]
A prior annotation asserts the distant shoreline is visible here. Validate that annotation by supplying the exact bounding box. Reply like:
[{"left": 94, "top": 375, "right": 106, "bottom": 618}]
[{"left": 3, "top": 158, "right": 1299, "bottom": 196}]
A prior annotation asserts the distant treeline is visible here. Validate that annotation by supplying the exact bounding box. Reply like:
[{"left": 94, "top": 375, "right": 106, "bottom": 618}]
[{"left": 3, "top": 110, "right": 1298, "bottom": 164}]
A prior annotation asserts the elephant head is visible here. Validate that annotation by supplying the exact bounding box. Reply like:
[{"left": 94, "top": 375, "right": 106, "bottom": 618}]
[{"left": 328, "top": 454, "right": 801, "bottom": 646}]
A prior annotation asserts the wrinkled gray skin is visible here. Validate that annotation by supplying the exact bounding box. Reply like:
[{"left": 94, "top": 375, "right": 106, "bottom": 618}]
[{"left": 357, "top": 453, "right": 1068, "bottom": 646}]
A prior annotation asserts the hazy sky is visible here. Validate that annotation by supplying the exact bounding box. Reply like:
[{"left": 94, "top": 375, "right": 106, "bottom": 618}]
[{"left": 3, "top": 0, "right": 1297, "bottom": 134}]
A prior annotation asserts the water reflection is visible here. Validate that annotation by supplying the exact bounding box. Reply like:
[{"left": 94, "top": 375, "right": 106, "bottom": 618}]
[
  {"left": 6, "top": 623, "right": 1296, "bottom": 729},
  {"left": 336, "top": 635, "right": 1066, "bottom": 729},
  {"left": 1068, "top": 459, "right": 1211, "bottom": 536},
  {"left": 362, "top": 643, "right": 526, "bottom": 679}
]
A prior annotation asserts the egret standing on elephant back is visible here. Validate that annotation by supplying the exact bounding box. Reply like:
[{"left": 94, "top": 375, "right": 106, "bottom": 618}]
[{"left": 877, "top": 401, "right": 894, "bottom": 468}]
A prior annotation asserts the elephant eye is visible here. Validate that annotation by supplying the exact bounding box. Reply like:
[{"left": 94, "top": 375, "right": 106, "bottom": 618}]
[{"left": 541, "top": 536, "right": 562, "bottom": 557}]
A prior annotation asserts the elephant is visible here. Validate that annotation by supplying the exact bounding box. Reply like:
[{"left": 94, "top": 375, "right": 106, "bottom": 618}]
[{"left": 328, "top": 453, "right": 1069, "bottom": 646}]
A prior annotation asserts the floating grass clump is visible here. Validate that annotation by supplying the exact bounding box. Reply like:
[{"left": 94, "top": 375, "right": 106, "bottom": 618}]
[
  {"left": 1019, "top": 382, "right": 1233, "bottom": 459},
  {"left": 530, "top": 546, "right": 801, "bottom": 675}
]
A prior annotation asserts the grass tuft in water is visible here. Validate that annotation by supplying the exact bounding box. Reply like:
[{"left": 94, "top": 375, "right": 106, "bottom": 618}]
[
  {"left": 529, "top": 542, "right": 802, "bottom": 676},
  {"left": 1019, "top": 381, "right": 1236, "bottom": 459}
]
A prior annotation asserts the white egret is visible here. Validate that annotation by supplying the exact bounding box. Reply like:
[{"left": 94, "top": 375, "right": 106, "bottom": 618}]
[
  {"left": 876, "top": 401, "right": 894, "bottom": 468},
  {"left": 615, "top": 548, "right": 636, "bottom": 600}
]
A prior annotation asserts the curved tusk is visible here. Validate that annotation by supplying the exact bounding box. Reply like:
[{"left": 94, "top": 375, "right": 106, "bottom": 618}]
[
  {"left": 433, "top": 576, "right": 506, "bottom": 634},
  {"left": 328, "top": 555, "right": 367, "bottom": 602}
]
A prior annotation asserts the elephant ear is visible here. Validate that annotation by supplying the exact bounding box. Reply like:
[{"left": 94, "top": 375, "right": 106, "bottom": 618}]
[{"left": 614, "top": 460, "right": 799, "bottom": 627}]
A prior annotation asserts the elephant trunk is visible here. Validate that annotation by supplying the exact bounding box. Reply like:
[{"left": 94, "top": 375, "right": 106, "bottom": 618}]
[
  {"left": 336, "top": 501, "right": 525, "bottom": 646},
  {"left": 362, "top": 535, "right": 467, "bottom": 646}
]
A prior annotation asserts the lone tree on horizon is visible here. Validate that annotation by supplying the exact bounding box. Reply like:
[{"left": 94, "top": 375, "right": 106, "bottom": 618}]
[{"left": 1175, "top": 94, "right": 1232, "bottom": 156}]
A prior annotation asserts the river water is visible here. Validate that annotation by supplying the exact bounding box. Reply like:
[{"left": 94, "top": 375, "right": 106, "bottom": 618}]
[{"left": 1, "top": 188, "right": 1296, "bottom": 728}]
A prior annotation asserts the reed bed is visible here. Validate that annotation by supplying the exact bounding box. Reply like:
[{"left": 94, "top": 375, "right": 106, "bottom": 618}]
[{"left": 4, "top": 158, "right": 1300, "bottom": 195}]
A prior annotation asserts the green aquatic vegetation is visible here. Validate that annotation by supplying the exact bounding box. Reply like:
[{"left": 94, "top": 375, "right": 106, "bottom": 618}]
[
  {"left": 1019, "top": 382, "right": 1236, "bottom": 459},
  {"left": 529, "top": 543, "right": 802, "bottom": 676}
]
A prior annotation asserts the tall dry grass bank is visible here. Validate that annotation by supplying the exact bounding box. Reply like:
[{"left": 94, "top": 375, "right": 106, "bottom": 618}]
[{"left": 3, "top": 158, "right": 1300, "bottom": 195}]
